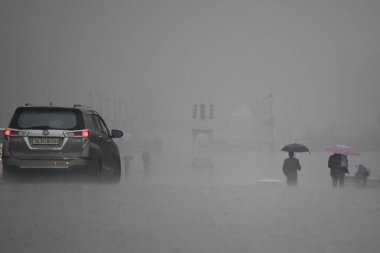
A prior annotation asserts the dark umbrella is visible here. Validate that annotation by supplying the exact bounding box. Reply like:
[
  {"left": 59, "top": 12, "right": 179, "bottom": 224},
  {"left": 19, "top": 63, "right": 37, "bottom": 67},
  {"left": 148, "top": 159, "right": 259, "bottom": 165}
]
[{"left": 281, "top": 143, "right": 310, "bottom": 153}]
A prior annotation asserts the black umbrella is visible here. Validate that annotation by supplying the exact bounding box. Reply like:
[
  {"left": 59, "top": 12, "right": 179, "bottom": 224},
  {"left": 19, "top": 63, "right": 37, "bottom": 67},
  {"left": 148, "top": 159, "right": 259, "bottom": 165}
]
[{"left": 281, "top": 143, "right": 310, "bottom": 153}]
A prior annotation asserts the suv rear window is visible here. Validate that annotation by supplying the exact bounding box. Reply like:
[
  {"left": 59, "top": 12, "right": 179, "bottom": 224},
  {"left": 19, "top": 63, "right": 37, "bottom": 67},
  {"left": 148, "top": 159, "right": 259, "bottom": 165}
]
[{"left": 9, "top": 107, "right": 84, "bottom": 130}]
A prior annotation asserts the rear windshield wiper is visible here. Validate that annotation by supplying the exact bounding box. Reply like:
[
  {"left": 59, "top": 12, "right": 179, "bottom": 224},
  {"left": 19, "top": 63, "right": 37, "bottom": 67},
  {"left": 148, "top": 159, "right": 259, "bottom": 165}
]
[{"left": 24, "top": 126, "right": 56, "bottom": 130}]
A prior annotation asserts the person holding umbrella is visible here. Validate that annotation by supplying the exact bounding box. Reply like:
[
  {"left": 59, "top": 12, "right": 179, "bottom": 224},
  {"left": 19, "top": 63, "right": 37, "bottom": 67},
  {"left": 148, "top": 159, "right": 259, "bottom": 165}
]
[
  {"left": 282, "top": 152, "right": 301, "bottom": 186},
  {"left": 281, "top": 143, "right": 309, "bottom": 187},
  {"left": 328, "top": 153, "right": 349, "bottom": 188},
  {"left": 327, "top": 145, "right": 359, "bottom": 188}
]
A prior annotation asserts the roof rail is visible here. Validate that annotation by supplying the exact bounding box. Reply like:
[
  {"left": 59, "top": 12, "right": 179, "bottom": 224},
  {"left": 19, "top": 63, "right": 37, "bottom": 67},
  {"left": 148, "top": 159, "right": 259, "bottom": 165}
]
[
  {"left": 73, "top": 104, "right": 91, "bottom": 108},
  {"left": 24, "top": 103, "right": 33, "bottom": 106}
]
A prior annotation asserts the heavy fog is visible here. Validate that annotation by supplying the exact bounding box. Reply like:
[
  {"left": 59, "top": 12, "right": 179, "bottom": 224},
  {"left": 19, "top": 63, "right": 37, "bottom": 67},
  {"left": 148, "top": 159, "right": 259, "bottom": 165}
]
[{"left": 1, "top": 0, "right": 380, "bottom": 253}]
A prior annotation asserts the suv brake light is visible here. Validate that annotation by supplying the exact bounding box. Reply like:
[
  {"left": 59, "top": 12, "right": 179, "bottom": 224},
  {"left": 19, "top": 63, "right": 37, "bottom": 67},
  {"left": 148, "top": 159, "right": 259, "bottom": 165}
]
[
  {"left": 64, "top": 129, "right": 90, "bottom": 138},
  {"left": 4, "top": 128, "right": 27, "bottom": 137}
]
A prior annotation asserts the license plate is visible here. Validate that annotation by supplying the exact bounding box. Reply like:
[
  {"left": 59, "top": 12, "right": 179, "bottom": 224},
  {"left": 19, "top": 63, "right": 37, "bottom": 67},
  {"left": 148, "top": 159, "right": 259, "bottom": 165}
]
[{"left": 32, "top": 138, "right": 60, "bottom": 145}]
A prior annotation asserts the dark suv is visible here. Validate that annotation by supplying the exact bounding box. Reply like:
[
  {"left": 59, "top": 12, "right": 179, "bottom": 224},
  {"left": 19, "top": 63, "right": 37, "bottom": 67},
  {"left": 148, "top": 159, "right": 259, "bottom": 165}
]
[{"left": 1, "top": 104, "right": 123, "bottom": 182}]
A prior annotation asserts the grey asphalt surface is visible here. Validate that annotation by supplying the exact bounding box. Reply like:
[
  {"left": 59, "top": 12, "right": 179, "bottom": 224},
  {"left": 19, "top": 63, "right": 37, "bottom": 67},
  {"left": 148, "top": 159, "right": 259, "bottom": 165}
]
[{"left": 1, "top": 151, "right": 380, "bottom": 253}]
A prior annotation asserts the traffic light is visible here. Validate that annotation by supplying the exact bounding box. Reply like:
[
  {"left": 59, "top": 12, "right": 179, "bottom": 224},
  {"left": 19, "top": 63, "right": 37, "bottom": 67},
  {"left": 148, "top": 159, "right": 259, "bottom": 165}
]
[
  {"left": 209, "top": 104, "right": 214, "bottom": 119},
  {"left": 192, "top": 104, "right": 197, "bottom": 119}
]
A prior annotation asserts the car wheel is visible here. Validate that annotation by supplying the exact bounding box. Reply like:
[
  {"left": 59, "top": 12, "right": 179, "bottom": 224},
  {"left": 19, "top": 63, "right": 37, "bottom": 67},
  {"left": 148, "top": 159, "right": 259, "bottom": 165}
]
[
  {"left": 111, "top": 159, "right": 121, "bottom": 183},
  {"left": 102, "top": 159, "right": 121, "bottom": 183}
]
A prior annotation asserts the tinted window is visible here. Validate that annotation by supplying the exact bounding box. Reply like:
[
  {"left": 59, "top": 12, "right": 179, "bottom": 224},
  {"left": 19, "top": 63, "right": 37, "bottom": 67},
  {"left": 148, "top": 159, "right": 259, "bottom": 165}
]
[
  {"left": 98, "top": 117, "right": 110, "bottom": 136},
  {"left": 9, "top": 107, "right": 84, "bottom": 130},
  {"left": 92, "top": 115, "right": 109, "bottom": 136},
  {"left": 91, "top": 115, "right": 102, "bottom": 133},
  {"left": 84, "top": 114, "right": 95, "bottom": 130}
]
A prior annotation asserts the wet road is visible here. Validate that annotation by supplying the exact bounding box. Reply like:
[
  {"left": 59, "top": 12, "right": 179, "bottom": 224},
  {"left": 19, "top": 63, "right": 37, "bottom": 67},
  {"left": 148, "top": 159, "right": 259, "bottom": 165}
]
[{"left": 1, "top": 151, "right": 380, "bottom": 253}]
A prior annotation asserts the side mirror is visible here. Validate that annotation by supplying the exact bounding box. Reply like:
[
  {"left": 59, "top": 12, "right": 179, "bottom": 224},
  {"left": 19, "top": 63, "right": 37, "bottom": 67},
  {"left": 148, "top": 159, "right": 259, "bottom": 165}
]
[{"left": 111, "top": 129, "right": 123, "bottom": 138}]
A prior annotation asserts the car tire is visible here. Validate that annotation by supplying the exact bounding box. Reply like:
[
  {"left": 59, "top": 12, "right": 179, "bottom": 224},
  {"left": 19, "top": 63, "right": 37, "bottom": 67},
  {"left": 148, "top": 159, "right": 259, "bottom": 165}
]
[
  {"left": 100, "top": 159, "right": 121, "bottom": 184},
  {"left": 110, "top": 159, "right": 121, "bottom": 183}
]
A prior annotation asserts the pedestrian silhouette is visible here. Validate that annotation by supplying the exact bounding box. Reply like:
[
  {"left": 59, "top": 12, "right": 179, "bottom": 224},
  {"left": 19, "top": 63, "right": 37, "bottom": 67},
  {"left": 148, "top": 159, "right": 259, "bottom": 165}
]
[
  {"left": 328, "top": 153, "right": 349, "bottom": 188},
  {"left": 141, "top": 150, "right": 151, "bottom": 169},
  {"left": 355, "top": 164, "right": 370, "bottom": 188},
  {"left": 282, "top": 152, "right": 301, "bottom": 186}
]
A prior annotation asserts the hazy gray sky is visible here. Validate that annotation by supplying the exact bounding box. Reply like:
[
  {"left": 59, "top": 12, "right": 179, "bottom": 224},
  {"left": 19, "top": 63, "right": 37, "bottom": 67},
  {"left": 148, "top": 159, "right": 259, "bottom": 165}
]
[{"left": 1, "top": 0, "right": 379, "bottom": 138}]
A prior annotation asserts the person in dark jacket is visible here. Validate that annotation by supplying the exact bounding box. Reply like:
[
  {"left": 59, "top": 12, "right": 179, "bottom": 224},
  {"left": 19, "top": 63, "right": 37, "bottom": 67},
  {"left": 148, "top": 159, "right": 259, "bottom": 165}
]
[
  {"left": 328, "top": 153, "right": 349, "bottom": 188},
  {"left": 282, "top": 152, "right": 301, "bottom": 186},
  {"left": 355, "top": 164, "right": 370, "bottom": 187},
  {"left": 141, "top": 150, "right": 151, "bottom": 169}
]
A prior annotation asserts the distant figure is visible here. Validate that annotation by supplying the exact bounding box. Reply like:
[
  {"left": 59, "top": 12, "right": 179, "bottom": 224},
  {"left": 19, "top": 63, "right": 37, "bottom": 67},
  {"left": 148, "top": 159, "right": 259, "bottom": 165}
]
[
  {"left": 355, "top": 164, "right": 370, "bottom": 188},
  {"left": 123, "top": 155, "right": 132, "bottom": 167},
  {"left": 282, "top": 152, "right": 301, "bottom": 186},
  {"left": 123, "top": 155, "right": 133, "bottom": 178},
  {"left": 141, "top": 150, "right": 151, "bottom": 170},
  {"left": 328, "top": 153, "right": 349, "bottom": 188}
]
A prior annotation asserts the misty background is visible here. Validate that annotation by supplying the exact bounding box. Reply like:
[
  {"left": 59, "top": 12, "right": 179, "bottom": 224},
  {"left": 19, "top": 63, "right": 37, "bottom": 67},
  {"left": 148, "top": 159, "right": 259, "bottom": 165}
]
[
  {"left": 2, "top": 2, "right": 380, "bottom": 253},
  {"left": 1, "top": 0, "right": 380, "bottom": 149}
]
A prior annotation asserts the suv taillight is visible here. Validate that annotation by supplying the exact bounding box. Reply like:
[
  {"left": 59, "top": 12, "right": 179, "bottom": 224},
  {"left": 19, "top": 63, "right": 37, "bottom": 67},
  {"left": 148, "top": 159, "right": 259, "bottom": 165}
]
[
  {"left": 4, "top": 128, "right": 27, "bottom": 137},
  {"left": 64, "top": 129, "right": 90, "bottom": 138}
]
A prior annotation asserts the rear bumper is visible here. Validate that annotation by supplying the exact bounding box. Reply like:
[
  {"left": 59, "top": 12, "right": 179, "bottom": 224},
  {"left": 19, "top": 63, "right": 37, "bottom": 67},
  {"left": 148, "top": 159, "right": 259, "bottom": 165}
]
[
  {"left": 1, "top": 157, "right": 100, "bottom": 183},
  {"left": 2, "top": 157, "right": 91, "bottom": 170}
]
